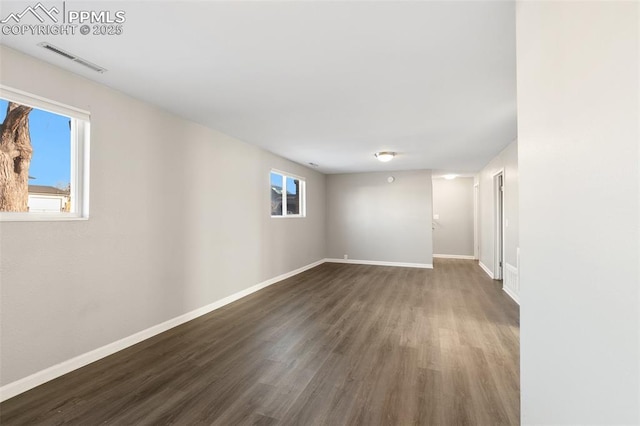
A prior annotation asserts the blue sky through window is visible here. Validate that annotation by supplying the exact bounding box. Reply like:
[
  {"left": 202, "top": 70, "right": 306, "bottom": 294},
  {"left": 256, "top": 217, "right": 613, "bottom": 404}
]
[
  {"left": 270, "top": 172, "right": 283, "bottom": 191},
  {"left": 0, "top": 99, "right": 70, "bottom": 187},
  {"left": 286, "top": 177, "right": 298, "bottom": 195},
  {"left": 270, "top": 172, "right": 298, "bottom": 194}
]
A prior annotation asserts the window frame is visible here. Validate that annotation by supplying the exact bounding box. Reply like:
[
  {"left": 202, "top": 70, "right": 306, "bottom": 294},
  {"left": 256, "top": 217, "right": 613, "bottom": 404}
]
[
  {"left": 270, "top": 169, "right": 306, "bottom": 218},
  {"left": 0, "top": 85, "right": 90, "bottom": 221}
]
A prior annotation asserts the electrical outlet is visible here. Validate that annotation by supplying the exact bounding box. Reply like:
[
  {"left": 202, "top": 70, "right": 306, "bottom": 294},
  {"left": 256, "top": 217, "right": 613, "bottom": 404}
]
[{"left": 344, "top": 254, "right": 348, "bottom": 259}]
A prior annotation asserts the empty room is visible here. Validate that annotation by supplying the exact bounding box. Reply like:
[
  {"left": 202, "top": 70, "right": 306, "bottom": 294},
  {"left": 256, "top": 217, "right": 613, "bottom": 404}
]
[{"left": 0, "top": 1, "right": 638, "bottom": 425}]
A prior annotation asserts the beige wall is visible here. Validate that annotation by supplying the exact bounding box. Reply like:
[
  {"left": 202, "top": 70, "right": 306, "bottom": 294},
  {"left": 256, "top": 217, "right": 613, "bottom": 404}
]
[
  {"left": 0, "top": 46, "right": 326, "bottom": 386},
  {"left": 517, "top": 1, "right": 639, "bottom": 423},
  {"left": 432, "top": 177, "right": 474, "bottom": 257},
  {"left": 326, "top": 170, "right": 433, "bottom": 265}
]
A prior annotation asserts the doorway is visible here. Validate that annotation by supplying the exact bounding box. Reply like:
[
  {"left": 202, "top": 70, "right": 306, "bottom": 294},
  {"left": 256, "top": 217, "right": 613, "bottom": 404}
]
[
  {"left": 493, "top": 171, "right": 505, "bottom": 280},
  {"left": 473, "top": 183, "right": 479, "bottom": 259}
]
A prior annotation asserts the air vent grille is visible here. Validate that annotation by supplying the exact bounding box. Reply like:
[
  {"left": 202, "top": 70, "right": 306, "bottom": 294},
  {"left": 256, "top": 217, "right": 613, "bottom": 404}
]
[
  {"left": 38, "top": 42, "right": 107, "bottom": 73},
  {"left": 39, "top": 43, "right": 75, "bottom": 60},
  {"left": 72, "top": 57, "right": 106, "bottom": 73}
]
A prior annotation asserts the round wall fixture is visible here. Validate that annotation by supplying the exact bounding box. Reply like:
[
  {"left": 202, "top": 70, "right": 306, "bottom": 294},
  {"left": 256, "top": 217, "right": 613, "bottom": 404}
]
[{"left": 387, "top": 176, "right": 395, "bottom": 183}]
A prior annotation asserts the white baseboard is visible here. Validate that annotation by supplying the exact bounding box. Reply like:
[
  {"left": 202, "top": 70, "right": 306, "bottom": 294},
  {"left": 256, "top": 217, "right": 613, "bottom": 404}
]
[
  {"left": 433, "top": 254, "right": 476, "bottom": 260},
  {"left": 478, "top": 261, "right": 494, "bottom": 279},
  {"left": 0, "top": 259, "right": 326, "bottom": 402},
  {"left": 503, "top": 285, "right": 520, "bottom": 305},
  {"left": 503, "top": 263, "right": 520, "bottom": 305},
  {"left": 325, "top": 258, "right": 433, "bottom": 269}
]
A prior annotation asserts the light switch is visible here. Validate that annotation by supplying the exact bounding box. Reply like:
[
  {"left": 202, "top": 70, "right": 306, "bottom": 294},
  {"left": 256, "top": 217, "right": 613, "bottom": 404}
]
[{"left": 433, "top": 214, "right": 440, "bottom": 220}]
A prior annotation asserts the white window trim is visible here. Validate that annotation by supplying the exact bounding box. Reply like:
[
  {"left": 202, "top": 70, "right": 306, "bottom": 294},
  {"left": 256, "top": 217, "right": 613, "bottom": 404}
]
[
  {"left": 0, "top": 85, "right": 89, "bottom": 121},
  {"left": 0, "top": 85, "right": 90, "bottom": 221},
  {"left": 270, "top": 169, "right": 306, "bottom": 218}
]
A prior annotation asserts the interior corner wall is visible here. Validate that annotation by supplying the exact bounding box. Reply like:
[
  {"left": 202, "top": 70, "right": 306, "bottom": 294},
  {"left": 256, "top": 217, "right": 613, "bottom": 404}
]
[
  {"left": 0, "top": 46, "right": 326, "bottom": 387},
  {"left": 325, "top": 170, "right": 433, "bottom": 265},
  {"left": 516, "top": 1, "right": 639, "bottom": 424},
  {"left": 478, "top": 140, "right": 519, "bottom": 275},
  {"left": 432, "top": 177, "right": 474, "bottom": 257}
]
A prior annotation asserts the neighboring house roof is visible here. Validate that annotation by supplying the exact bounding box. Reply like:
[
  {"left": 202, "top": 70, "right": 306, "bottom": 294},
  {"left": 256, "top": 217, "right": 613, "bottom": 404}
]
[
  {"left": 29, "top": 185, "right": 70, "bottom": 196},
  {"left": 271, "top": 185, "right": 295, "bottom": 196}
]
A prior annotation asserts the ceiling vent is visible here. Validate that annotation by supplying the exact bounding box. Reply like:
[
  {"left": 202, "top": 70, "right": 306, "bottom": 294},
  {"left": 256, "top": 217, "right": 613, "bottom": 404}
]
[{"left": 38, "top": 42, "right": 107, "bottom": 73}]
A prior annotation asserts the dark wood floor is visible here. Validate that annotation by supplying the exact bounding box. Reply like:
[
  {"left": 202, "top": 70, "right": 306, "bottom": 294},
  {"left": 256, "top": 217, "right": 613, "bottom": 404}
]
[{"left": 0, "top": 259, "right": 519, "bottom": 425}]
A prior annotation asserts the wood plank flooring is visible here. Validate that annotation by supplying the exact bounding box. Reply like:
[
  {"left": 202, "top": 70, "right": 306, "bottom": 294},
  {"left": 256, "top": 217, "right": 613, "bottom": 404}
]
[{"left": 0, "top": 259, "right": 520, "bottom": 425}]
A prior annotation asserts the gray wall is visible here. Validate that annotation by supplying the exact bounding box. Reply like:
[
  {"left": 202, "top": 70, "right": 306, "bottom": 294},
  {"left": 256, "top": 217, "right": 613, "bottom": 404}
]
[
  {"left": 478, "top": 140, "right": 519, "bottom": 272},
  {"left": 517, "top": 2, "right": 639, "bottom": 424},
  {"left": 0, "top": 46, "right": 326, "bottom": 386},
  {"left": 326, "top": 170, "right": 433, "bottom": 265},
  {"left": 432, "top": 177, "right": 474, "bottom": 257}
]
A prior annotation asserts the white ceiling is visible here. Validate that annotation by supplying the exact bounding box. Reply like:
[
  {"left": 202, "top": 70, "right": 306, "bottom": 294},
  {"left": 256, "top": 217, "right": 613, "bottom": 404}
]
[{"left": 0, "top": 1, "right": 517, "bottom": 174}]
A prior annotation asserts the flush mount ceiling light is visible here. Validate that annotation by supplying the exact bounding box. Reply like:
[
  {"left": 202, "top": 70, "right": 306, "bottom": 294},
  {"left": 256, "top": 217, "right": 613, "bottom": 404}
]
[{"left": 374, "top": 151, "right": 396, "bottom": 162}]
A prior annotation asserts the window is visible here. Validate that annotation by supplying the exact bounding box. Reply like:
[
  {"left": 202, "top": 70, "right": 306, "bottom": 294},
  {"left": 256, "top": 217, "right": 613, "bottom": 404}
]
[
  {"left": 270, "top": 170, "right": 305, "bottom": 217},
  {"left": 0, "top": 86, "right": 90, "bottom": 221}
]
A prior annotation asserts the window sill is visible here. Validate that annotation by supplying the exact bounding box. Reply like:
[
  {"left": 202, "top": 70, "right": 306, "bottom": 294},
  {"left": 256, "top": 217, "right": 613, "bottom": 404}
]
[
  {"left": 0, "top": 213, "right": 89, "bottom": 222},
  {"left": 270, "top": 215, "right": 306, "bottom": 219}
]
